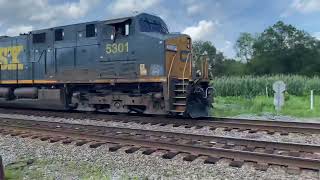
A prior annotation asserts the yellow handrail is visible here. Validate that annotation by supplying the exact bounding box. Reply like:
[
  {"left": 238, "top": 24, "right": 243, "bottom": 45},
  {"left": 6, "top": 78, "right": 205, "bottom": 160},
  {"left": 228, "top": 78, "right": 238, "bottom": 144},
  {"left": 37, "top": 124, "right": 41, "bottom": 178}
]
[
  {"left": 182, "top": 53, "right": 191, "bottom": 92},
  {"left": 167, "top": 53, "right": 177, "bottom": 95},
  {"left": 203, "top": 58, "right": 209, "bottom": 79},
  {"left": 189, "top": 53, "right": 192, "bottom": 77},
  {"left": 201, "top": 58, "right": 204, "bottom": 78}
]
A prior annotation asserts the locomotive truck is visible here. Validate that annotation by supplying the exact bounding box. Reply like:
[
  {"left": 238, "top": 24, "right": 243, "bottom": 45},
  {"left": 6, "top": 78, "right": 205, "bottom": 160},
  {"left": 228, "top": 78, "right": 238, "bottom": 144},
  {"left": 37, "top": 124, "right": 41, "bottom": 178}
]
[{"left": 0, "top": 13, "right": 212, "bottom": 118}]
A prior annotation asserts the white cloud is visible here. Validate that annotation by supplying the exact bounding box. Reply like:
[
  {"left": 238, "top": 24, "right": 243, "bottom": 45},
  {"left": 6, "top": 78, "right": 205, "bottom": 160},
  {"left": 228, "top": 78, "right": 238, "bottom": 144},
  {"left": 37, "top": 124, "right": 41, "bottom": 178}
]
[
  {"left": 186, "top": 2, "right": 206, "bottom": 15},
  {"left": 282, "top": 0, "right": 320, "bottom": 17},
  {"left": 219, "top": 41, "right": 232, "bottom": 53},
  {"left": 314, "top": 32, "right": 320, "bottom": 40},
  {"left": 182, "top": 20, "right": 215, "bottom": 41},
  {"left": 0, "top": 0, "right": 101, "bottom": 35},
  {"left": 187, "top": 4, "right": 202, "bottom": 15},
  {"left": 6, "top": 25, "right": 33, "bottom": 36},
  {"left": 107, "top": 0, "right": 161, "bottom": 16},
  {"left": 290, "top": 0, "right": 320, "bottom": 13},
  {"left": 28, "top": 0, "right": 101, "bottom": 22}
]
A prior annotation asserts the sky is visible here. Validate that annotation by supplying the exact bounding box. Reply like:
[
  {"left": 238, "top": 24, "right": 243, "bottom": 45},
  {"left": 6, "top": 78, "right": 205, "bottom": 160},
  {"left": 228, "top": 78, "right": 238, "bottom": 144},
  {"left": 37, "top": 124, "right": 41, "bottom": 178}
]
[{"left": 0, "top": 0, "right": 319, "bottom": 58}]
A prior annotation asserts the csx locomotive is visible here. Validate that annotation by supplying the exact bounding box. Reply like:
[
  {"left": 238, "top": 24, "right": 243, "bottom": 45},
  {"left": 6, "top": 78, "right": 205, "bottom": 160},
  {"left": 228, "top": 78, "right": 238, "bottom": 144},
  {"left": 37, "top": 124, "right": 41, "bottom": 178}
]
[{"left": 0, "top": 13, "right": 212, "bottom": 118}]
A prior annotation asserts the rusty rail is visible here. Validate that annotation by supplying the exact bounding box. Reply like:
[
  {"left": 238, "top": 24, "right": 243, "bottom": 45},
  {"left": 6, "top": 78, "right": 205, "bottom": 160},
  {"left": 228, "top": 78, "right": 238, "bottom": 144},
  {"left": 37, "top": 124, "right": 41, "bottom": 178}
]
[
  {"left": 0, "top": 108, "right": 319, "bottom": 135},
  {"left": 0, "top": 118, "right": 320, "bottom": 172}
]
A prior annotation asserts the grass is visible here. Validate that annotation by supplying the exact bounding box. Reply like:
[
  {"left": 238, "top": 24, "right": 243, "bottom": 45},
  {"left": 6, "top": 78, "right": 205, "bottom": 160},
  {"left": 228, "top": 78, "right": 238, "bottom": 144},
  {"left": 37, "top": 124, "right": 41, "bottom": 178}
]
[
  {"left": 3, "top": 158, "right": 141, "bottom": 180},
  {"left": 212, "top": 95, "right": 320, "bottom": 118},
  {"left": 4, "top": 159, "right": 32, "bottom": 180}
]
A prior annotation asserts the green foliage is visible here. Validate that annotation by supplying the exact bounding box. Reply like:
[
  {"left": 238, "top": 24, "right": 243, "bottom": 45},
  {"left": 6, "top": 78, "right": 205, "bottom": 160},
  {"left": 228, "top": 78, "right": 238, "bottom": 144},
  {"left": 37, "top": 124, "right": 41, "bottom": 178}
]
[
  {"left": 213, "top": 75, "right": 320, "bottom": 97},
  {"left": 192, "top": 41, "right": 216, "bottom": 71},
  {"left": 235, "top": 21, "right": 320, "bottom": 76},
  {"left": 4, "top": 159, "right": 34, "bottom": 180},
  {"left": 213, "top": 95, "right": 320, "bottom": 118},
  {"left": 220, "top": 59, "right": 248, "bottom": 76},
  {"left": 235, "top": 32, "right": 256, "bottom": 62},
  {"left": 193, "top": 21, "right": 320, "bottom": 77},
  {"left": 192, "top": 41, "right": 248, "bottom": 77},
  {"left": 192, "top": 41, "right": 226, "bottom": 77}
]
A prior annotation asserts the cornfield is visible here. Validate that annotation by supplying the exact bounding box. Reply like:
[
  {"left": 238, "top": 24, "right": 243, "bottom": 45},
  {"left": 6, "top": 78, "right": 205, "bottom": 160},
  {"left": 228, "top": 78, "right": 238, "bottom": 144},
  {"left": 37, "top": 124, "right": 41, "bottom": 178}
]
[{"left": 212, "top": 75, "right": 320, "bottom": 97}]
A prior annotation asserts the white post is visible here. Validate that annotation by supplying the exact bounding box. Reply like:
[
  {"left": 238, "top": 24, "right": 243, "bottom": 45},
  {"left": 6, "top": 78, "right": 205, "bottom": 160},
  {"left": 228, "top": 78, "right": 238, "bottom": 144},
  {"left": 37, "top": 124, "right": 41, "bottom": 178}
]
[
  {"left": 266, "top": 86, "right": 268, "bottom": 97},
  {"left": 311, "top": 90, "right": 314, "bottom": 110}
]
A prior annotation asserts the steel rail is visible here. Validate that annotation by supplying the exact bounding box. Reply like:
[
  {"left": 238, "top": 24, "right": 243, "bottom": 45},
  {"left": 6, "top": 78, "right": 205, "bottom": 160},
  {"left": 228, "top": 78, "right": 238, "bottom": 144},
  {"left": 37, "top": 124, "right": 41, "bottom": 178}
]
[
  {"left": 212, "top": 117, "right": 320, "bottom": 129},
  {"left": 1, "top": 118, "right": 319, "bottom": 153},
  {"left": 0, "top": 108, "right": 320, "bottom": 135},
  {"left": 0, "top": 118, "right": 320, "bottom": 171}
]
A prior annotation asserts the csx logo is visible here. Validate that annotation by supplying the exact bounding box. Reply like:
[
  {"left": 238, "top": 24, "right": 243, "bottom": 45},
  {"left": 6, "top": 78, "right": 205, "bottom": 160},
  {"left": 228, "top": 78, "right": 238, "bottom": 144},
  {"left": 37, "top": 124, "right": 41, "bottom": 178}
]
[{"left": 0, "top": 45, "right": 24, "bottom": 70}]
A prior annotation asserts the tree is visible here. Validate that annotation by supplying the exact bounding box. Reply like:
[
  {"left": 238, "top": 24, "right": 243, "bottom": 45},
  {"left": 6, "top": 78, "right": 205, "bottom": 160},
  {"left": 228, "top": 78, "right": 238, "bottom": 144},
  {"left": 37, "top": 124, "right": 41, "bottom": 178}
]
[
  {"left": 192, "top": 41, "right": 248, "bottom": 77},
  {"left": 237, "top": 21, "right": 320, "bottom": 76},
  {"left": 235, "top": 33, "right": 256, "bottom": 62},
  {"left": 192, "top": 41, "right": 216, "bottom": 67},
  {"left": 221, "top": 59, "right": 247, "bottom": 76},
  {"left": 192, "top": 41, "right": 220, "bottom": 77}
]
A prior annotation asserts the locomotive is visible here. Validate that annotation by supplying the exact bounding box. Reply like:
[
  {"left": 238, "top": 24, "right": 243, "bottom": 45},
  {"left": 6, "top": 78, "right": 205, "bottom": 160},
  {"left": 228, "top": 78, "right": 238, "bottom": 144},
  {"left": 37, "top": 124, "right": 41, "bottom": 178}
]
[{"left": 0, "top": 13, "right": 212, "bottom": 118}]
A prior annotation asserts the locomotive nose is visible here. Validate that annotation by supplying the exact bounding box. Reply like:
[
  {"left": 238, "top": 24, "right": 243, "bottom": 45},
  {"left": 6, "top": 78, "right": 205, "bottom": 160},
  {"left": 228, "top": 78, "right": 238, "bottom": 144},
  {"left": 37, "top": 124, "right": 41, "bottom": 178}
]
[
  {"left": 165, "top": 35, "right": 193, "bottom": 80},
  {"left": 164, "top": 35, "right": 213, "bottom": 118}
]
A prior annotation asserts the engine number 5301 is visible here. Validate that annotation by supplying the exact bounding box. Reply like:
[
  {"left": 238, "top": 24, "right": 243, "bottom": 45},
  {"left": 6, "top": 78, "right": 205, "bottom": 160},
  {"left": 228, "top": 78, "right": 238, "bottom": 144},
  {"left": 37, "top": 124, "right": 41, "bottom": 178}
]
[{"left": 106, "top": 42, "right": 129, "bottom": 54}]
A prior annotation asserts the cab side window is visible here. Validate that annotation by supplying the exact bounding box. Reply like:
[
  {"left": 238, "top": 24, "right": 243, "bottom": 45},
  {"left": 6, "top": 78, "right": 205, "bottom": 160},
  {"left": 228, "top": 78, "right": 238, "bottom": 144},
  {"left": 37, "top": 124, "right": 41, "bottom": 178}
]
[
  {"left": 55, "top": 29, "right": 64, "bottom": 41},
  {"left": 86, "top": 24, "right": 96, "bottom": 38},
  {"left": 114, "top": 24, "right": 126, "bottom": 36},
  {"left": 105, "top": 19, "right": 132, "bottom": 40}
]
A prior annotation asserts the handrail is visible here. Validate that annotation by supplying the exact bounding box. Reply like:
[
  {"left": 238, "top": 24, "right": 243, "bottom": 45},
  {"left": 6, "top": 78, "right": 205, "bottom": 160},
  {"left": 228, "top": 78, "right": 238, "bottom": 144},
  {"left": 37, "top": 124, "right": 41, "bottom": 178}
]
[
  {"left": 167, "top": 53, "right": 177, "bottom": 96},
  {"left": 31, "top": 49, "right": 46, "bottom": 63},
  {"left": 0, "top": 63, "right": 22, "bottom": 84},
  {"left": 201, "top": 59, "right": 204, "bottom": 78},
  {"left": 0, "top": 64, "right": 2, "bottom": 84},
  {"left": 204, "top": 58, "right": 209, "bottom": 79},
  {"left": 182, "top": 53, "right": 191, "bottom": 92},
  {"left": 189, "top": 53, "right": 192, "bottom": 78}
]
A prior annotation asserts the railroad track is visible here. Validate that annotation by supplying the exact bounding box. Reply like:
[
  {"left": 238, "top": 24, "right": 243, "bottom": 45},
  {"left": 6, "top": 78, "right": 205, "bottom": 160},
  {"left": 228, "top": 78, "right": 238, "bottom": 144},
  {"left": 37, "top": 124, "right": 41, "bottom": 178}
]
[
  {"left": 0, "top": 108, "right": 319, "bottom": 135},
  {"left": 0, "top": 117, "right": 319, "bottom": 173}
]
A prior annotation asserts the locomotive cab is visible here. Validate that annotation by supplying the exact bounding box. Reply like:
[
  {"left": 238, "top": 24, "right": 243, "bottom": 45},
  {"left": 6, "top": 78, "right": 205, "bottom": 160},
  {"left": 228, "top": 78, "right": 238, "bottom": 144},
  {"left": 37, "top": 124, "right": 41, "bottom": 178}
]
[
  {"left": 120, "top": 13, "right": 213, "bottom": 117},
  {"left": 95, "top": 13, "right": 213, "bottom": 117}
]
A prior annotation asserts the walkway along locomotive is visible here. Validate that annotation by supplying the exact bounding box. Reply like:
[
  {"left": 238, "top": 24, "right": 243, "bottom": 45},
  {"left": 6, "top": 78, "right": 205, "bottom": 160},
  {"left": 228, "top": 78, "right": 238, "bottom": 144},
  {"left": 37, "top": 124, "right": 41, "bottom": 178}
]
[{"left": 0, "top": 13, "right": 213, "bottom": 118}]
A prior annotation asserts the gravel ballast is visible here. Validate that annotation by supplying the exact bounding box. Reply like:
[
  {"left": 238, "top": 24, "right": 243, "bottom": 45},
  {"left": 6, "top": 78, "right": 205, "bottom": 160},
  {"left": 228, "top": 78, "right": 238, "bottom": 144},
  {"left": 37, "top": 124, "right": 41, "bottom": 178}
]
[
  {"left": 0, "top": 113, "right": 319, "bottom": 145},
  {"left": 1, "top": 135, "right": 319, "bottom": 179},
  {"left": 0, "top": 113, "right": 319, "bottom": 179}
]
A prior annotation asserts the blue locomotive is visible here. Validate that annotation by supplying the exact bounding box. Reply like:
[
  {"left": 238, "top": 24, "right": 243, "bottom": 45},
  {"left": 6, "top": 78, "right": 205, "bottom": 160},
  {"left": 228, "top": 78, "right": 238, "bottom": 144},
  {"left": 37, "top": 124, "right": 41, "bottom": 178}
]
[{"left": 0, "top": 13, "right": 212, "bottom": 118}]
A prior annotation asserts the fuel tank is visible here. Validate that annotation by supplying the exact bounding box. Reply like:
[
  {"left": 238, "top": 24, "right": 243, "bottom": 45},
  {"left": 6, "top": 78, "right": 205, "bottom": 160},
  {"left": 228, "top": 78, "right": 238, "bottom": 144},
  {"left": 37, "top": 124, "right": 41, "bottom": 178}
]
[
  {"left": 14, "top": 88, "right": 38, "bottom": 99},
  {"left": 0, "top": 88, "right": 12, "bottom": 99}
]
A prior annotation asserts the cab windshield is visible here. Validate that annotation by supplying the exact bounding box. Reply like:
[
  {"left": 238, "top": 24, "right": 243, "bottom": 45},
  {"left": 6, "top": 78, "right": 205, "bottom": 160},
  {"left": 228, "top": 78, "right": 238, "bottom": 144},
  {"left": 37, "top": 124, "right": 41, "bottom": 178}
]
[{"left": 139, "top": 18, "right": 169, "bottom": 34}]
